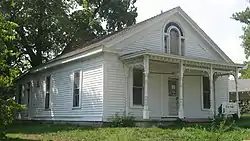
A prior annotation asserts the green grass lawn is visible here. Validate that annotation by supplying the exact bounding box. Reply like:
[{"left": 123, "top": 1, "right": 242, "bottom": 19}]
[{"left": 5, "top": 116, "right": 250, "bottom": 141}]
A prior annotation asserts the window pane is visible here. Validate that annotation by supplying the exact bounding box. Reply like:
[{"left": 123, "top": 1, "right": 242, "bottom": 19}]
[
  {"left": 18, "top": 85, "right": 22, "bottom": 104},
  {"left": 74, "top": 71, "right": 80, "bottom": 89},
  {"left": 203, "top": 77, "right": 210, "bottom": 109},
  {"left": 170, "top": 29, "right": 179, "bottom": 55},
  {"left": 46, "top": 76, "right": 50, "bottom": 91},
  {"left": 133, "top": 87, "right": 143, "bottom": 105},
  {"left": 133, "top": 69, "right": 143, "bottom": 87},
  {"left": 164, "top": 35, "right": 167, "bottom": 53},
  {"left": 45, "top": 93, "right": 50, "bottom": 109},
  {"left": 74, "top": 89, "right": 79, "bottom": 95},
  {"left": 181, "top": 39, "right": 185, "bottom": 56},
  {"left": 73, "top": 71, "right": 80, "bottom": 107},
  {"left": 73, "top": 95, "right": 79, "bottom": 107},
  {"left": 168, "top": 80, "right": 177, "bottom": 96},
  {"left": 27, "top": 82, "right": 31, "bottom": 105},
  {"left": 203, "top": 92, "right": 211, "bottom": 109},
  {"left": 45, "top": 75, "right": 50, "bottom": 109}
]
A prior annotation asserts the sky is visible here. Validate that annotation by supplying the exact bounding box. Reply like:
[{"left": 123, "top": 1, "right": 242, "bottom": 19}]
[{"left": 135, "top": 0, "right": 249, "bottom": 64}]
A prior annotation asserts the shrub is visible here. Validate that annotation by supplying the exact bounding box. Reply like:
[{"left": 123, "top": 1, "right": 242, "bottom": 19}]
[
  {"left": 110, "top": 113, "right": 136, "bottom": 127},
  {"left": 239, "top": 101, "right": 250, "bottom": 114},
  {"left": 0, "top": 98, "right": 25, "bottom": 140}
]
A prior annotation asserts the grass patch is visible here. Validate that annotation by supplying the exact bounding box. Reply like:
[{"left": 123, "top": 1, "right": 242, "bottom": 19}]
[{"left": 5, "top": 116, "right": 250, "bottom": 141}]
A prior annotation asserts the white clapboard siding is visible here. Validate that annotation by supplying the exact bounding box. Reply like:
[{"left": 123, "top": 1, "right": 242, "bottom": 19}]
[
  {"left": 103, "top": 53, "right": 127, "bottom": 121},
  {"left": 112, "top": 26, "right": 163, "bottom": 55},
  {"left": 183, "top": 76, "right": 211, "bottom": 118},
  {"left": 17, "top": 56, "right": 104, "bottom": 121},
  {"left": 215, "top": 75, "right": 229, "bottom": 114},
  {"left": 109, "top": 13, "right": 225, "bottom": 62}
]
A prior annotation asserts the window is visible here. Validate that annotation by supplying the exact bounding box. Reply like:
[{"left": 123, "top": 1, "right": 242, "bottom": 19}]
[
  {"left": 132, "top": 69, "right": 144, "bottom": 106},
  {"left": 202, "top": 76, "right": 210, "bottom": 109},
  {"left": 168, "top": 79, "right": 177, "bottom": 96},
  {"left": 73, "top": 71, "right": 81, "bottom": 108},
  {"left": 45, "top": 75, "right": 51, "bottom": 109},
  {"left": 27, "top": 82, "right": 31, "bottom": 106},
  {"left": 164, "top": 22, "right": 184, "bottom": 55},
  {"left": 18, "top": 84, "right": 22, "bottom": 104},
  {"left": 170, "top": 29, "right": 179, "bottom": 55}
]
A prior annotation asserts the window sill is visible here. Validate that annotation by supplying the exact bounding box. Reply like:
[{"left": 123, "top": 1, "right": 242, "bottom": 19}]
[
  {"left": 130, "top": 105, "right": 144, "bottom": 109},
  {"left": 201, "top": 108, "right": 211, "bottom": 111},
  {"left": 72, "top": 107, "right": 81, "bottom": 110}
]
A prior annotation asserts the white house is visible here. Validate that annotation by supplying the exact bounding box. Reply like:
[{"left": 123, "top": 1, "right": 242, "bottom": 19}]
[
  {"left": 16, "top": 7, "right": 243, "bottom": 122},
  {"left": 229, "top": 79, "right": 250, "bottom": 101}
]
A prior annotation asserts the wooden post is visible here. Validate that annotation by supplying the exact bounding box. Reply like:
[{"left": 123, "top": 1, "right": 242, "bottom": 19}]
[
  {"left": 235, "top": 68, "right": 240, "bottom": 118},
  {"left": 178, "top": 60, "right": 184, "bottom": 119},
  {"left": 210, "top": 65, "right": 214, "bottom": 118},
  {"left": 143, "top": 55, "right": 149, "bottom": 119}
]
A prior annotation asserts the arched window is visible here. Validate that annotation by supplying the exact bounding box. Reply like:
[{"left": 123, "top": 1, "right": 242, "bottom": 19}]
[{"left": 164, "top": 22, "right": 185, "bottom": 55}]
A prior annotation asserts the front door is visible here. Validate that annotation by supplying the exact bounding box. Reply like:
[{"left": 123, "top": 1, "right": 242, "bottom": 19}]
[{"left": 168, "top": 79, "right": 178, "bottom": 116}]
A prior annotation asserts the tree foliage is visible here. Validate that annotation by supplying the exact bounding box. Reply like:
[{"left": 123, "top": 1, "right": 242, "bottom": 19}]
[
  {"left": 0, "top": 13, "right": 20, "bottom": 98},
  {"left": 232, "top": 7, "right": 250, "bottom": 78},
  {"left": 0, "top": 99, "right": 24, "bottom": 140},
  {"left": 0, "top": 0, "right": 137, "bottom": 68},
  {"left": 0, "top": 13, "right": 24, "bottom": 140}
]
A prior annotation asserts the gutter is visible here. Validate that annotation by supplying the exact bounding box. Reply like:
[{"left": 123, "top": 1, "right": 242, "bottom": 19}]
[
  {"left": 15, "top": 46, "right": 104, "bottom": 81},
  {"left": 120, "top": 51, "right": 244, "bottom": 68}
]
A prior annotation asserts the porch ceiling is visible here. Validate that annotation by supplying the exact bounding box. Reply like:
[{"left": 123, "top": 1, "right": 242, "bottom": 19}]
[{"left": 120, "top": 50, "right": 244, "bottom": 72}]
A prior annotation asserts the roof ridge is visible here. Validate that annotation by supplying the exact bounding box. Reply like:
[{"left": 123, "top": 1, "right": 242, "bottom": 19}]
[{"left": 58, "top": 6, "right": 180, "bottom": 58}]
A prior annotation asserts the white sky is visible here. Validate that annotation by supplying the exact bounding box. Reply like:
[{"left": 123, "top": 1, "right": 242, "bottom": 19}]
[{"left": 135, "top": 0, "right": 249, "bottom": 64}]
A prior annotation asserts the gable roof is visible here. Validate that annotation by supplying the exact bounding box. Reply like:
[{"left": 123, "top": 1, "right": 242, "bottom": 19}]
[
  {"left": 17, "top": 6, "right": 237, "bottom": 80},
  {"left": 54, "top": 6, "right": 234, "bottom": 62},
  {"left": 176, "top": 8, "right": 233, "bottom": 63}
]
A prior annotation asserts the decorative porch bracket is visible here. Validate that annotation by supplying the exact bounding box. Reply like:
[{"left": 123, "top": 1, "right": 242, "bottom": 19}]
[
  {"left": 143, "top": 55, "right": 150, "bottom": 119},
  {"left": 178, "top": 60, "right": 184, "bottom": 119}
]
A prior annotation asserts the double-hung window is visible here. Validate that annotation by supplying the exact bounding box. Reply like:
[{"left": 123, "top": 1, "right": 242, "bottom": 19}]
[
  {"left": 202, "top": 76, "right": 210, "bottom": 109},
  {"left": 27, "top": 82, "right": 31, "bottom": 106},
  {"left": 18, "top": 84, "right": 23, "bottom": 104},
  {"left": 45, "top": 75, "right": 51, "bottom": 109},
  {"left": 132, "top": 68, "right": 144, "bottom": 106},
  {"left": 73, "top": 71, "right": 81, "bottom": 108}
]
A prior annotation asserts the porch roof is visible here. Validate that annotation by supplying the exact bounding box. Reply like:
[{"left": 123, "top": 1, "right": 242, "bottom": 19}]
[{"left": 119, "top": 50, "right": 244, "bottom": 71}]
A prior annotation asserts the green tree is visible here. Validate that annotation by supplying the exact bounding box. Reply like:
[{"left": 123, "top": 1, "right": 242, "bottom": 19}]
[
  {"left": 233, "top": 7, "right": 250, "bottom": 78},
  {"left": 0, "top": 0, "right": 137, "bottom": 68},
  {"left": 0, "top": 13, "right": 24, "bottom": 140},
  {"left": 0, "top": 13, "right": 20, "bottom": 98}
]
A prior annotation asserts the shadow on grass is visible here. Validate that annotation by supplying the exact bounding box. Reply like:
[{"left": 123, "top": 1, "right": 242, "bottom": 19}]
[
  {"left": 234, "top": 115, "right": 250, "bottom": 129},
  {"left": 7, "top": 137, "right": 39, "bottom": 141},
  {"left": 6, "top": 122, "right": 97, "bottom": 135}
]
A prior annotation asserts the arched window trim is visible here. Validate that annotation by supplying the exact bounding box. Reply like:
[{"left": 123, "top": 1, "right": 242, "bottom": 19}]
[{"left": 163, "top": 22, "right": 185, "bottom": 56}]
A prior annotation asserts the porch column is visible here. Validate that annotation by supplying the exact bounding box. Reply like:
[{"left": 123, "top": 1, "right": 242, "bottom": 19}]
[
  {"left": 178, "top": 60, "right": 184, "bottom": 119},
  {"left": 143, "top": 55, "right": 149, "bottom": 119},
  {"left": 209, "top": 65, "right": 214, "bottom": 118},
  {"left": 235, "top": 68, "right": 240, "bottom": 118}
]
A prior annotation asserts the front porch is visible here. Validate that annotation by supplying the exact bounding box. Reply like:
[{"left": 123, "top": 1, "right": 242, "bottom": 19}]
[{"left": 121, "top": 51, "right": 243, "bottom": 120}]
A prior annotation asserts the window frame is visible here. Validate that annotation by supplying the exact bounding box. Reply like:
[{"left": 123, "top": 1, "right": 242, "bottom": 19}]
[
  {"left": 27, "top": 81, "right": 31, "bottom": 107},
  {"left": 18, "top": 84, "right": 23, "bottom": 104},
  {"left": 163, "top": 23, "right": 185, "bottom": 56},
  {"left": 201, "top": 76, "right": 211, "bottom": 111},
  {"left": 44, "top": 75, "right": 51, "bottom": 110},
  {"left": 72, "top": 69, "right": 82, "bottom": 109},
  {"left": 130, "top": 68, "right": 144, "bottom": 108}
]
